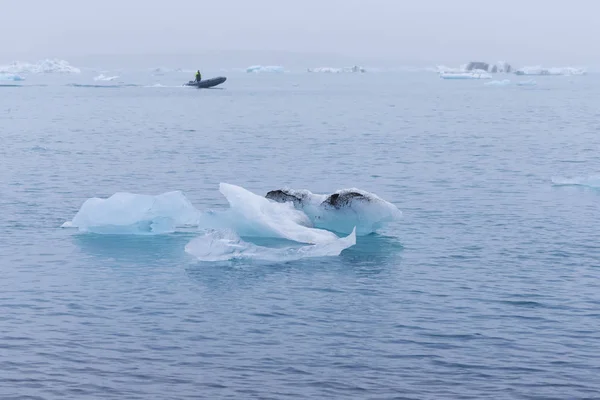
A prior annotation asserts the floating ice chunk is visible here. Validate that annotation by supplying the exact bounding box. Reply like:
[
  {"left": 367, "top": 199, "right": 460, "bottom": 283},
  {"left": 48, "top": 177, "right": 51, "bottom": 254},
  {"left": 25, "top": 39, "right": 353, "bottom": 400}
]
[
  {"left": 185, "top": 227, "right": 356, "bottom": 262},
  {"left": 93, "top": 74, "right": 119, "bottom": 81},
  {"left": 63, "top": 184, "right": 399, "bottom": 243},
  {"left": 265, "top": 187, "right": 402, "bottom": 235},
  {"left": 62, "top": 191, "right": 201, "bottom": 234},
  {"left": 214, "top": 183, "right": 341, "bottom": 244},
  {"left": 485, "top": 79, "right": 511, "bottom": 86},
  {"left": 307, "top": 66, "right": 366, "bottom": 73},
  {"left": 0, "top": 59, "right": 80, "bottom": 74},
  {"left": 551, "top": 175, "right": 600, "bottom": 188},
  {"left": 440, "top": 71, "right": 492, "bottom": 80},
  {"left": 246, "top": 65, "right": 284, "bottom": 73},
  {"left": 0, "top": 73, "right": 24, "bottom": 81},
  {"left": 308, "top": 67, "right": 342, "bottom": 73}
]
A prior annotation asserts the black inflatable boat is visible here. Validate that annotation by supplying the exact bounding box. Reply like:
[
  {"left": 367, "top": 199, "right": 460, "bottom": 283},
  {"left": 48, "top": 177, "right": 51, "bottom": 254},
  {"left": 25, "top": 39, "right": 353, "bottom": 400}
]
[{"left": 184, "top": 76, "right": 227, "bottom": 88}]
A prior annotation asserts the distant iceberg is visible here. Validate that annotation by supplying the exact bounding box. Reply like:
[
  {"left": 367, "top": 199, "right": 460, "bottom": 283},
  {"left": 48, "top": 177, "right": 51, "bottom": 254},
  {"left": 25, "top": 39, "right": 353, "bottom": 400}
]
[
  {"left": 437, "top": 62, "right": 585, "bottom": 77},
  {"left": 0, "top": 59, "right": 80, "bottom": 74},
  {"left": 307, "top": 66, "right": 366, "bottom": 73},
  {"left": 440, "top": 71, "right": 492, "bottom": 80},
  {"left": 0, "top": 73, "right": 24, "bottom": 81},
  {"left": 93, "top": 74, "right": 119, "bottom": 81},
  {"left": 308, "top": 67, "right": 343, "bottom": 73},
  {"left": 465, "top": 61, "right": 513, "bottom": 73},
  {"left": 246, "top": 65, "right": 285, "bottom": 73},
  {"left": 436, "top": 61, "right": 512, "bottom": 74},
  {"left": 515, "top": 66, "right": 586, "bottom": 76},
  {"left": 436, "top": 65, "right": 467, "bottom": 74}
]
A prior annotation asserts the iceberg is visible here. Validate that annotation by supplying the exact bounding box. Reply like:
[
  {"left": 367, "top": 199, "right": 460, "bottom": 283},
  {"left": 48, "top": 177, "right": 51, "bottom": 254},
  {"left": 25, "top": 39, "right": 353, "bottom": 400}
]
[
  {"left": 246, "top": 65, "right": 284, "bottom": 73},
  {"left": 62, "top": 183, "right": 405, "bottom": 261},
  {"left": 515, "top": 66, "right": 586, "bottom": 76},
  {"left": 308, "top": 67, "right": 342, "bottom": 73},
  {"left": 185, "top": 228, "right": 356, "bottom": 262},
  {"left": 307, "top": 66, "right": 366, "bottom": 73},
  {"left": 436, "top": 65, "right": 467, "bottom": 74},
  {"left": 62, "top": 191, "right": 201, "bottom": 234},
  {"left": 198, "top": 183, "right": 342, "bottom": 244},
  {"left": 93, "top": 74, "right": 119, "bottom": 81},
  {"left": 0, "top": 59, "right": 80, "bottom": 74},
  {"left": 0, "top": 73, "right": 24, "bottom": 81},
  {"left": 440, "top": 71, "right": 492, "bottom": 80},
  {"left": 436, "top": 61, "right": 513, "bottom": 74},
  {"left": 63, "top": 184, "right": 399, "bottom": 238},
  {"left": 265, "top": 187, "right": 402, "bottom": 235}
]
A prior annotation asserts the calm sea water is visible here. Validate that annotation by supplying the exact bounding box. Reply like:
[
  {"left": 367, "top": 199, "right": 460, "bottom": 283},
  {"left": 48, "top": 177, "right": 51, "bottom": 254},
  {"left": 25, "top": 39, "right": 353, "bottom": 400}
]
[{"left": 2, "top": 69, "right": 600, "bottom": 399}]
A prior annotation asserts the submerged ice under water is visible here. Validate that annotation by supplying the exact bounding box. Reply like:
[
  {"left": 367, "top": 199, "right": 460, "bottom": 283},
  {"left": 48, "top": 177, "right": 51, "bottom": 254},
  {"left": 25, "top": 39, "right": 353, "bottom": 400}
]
[{"left": 185, "top": 227, "right": 356, "bottom": 262}]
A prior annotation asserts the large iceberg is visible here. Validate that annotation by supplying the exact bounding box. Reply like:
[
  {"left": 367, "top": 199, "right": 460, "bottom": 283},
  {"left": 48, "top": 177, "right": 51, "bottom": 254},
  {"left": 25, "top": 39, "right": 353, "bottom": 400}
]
[
  {"left": 62, "top": 191, "right": 201, "bottom": 234},
  {"left": 0, "top": 59, "right": 80, "bottom": 74},
  {"left": 63, "top": 183, "right": 402, "bottom": 262},
  {"left": 246, "top": 65, "right": 285, "bottom": 73},
  {"left": 63, "top": 184, "right": 400, "bottom": 237}
]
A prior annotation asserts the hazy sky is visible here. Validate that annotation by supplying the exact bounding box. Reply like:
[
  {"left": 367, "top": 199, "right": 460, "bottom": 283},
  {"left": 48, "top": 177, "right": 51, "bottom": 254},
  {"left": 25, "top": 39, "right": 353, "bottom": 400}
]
[{"left": 1, "top": 0, "right": 597, "bottom": 66}]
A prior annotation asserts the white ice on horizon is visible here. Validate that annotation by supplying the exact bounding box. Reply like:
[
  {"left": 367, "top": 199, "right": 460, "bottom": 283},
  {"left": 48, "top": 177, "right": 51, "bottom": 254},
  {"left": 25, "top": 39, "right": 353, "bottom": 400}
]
[
  {"left": 515, "top": 66, "right": 586, "bottom": 76},
  {"left": 0, "top": 59, "right": 80, "bottom": 74},
  {"left": 93, "top": 74, "right": 119, "bottom": 81},
  {"left": 440, "top": 71, "right": 492, "bottom": 80},
  {"left": 246, "top": 65, "right": 285, "bottom": 73},
  {"left": 307, "top": 66, "right": 366, "bottom": 73}
]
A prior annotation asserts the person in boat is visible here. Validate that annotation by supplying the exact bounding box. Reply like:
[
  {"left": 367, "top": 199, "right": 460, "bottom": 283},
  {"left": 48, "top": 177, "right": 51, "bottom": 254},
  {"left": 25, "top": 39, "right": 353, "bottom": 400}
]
[{"left": 195, "top": 70, "right": 202, "bottom": 82}]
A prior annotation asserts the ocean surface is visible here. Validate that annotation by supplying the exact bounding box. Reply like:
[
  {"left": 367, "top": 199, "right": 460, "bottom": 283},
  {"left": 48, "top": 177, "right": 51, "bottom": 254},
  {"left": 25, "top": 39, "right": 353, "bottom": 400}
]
[{"left": 2, "top": 67, "right": 600, "bottom": 399}]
